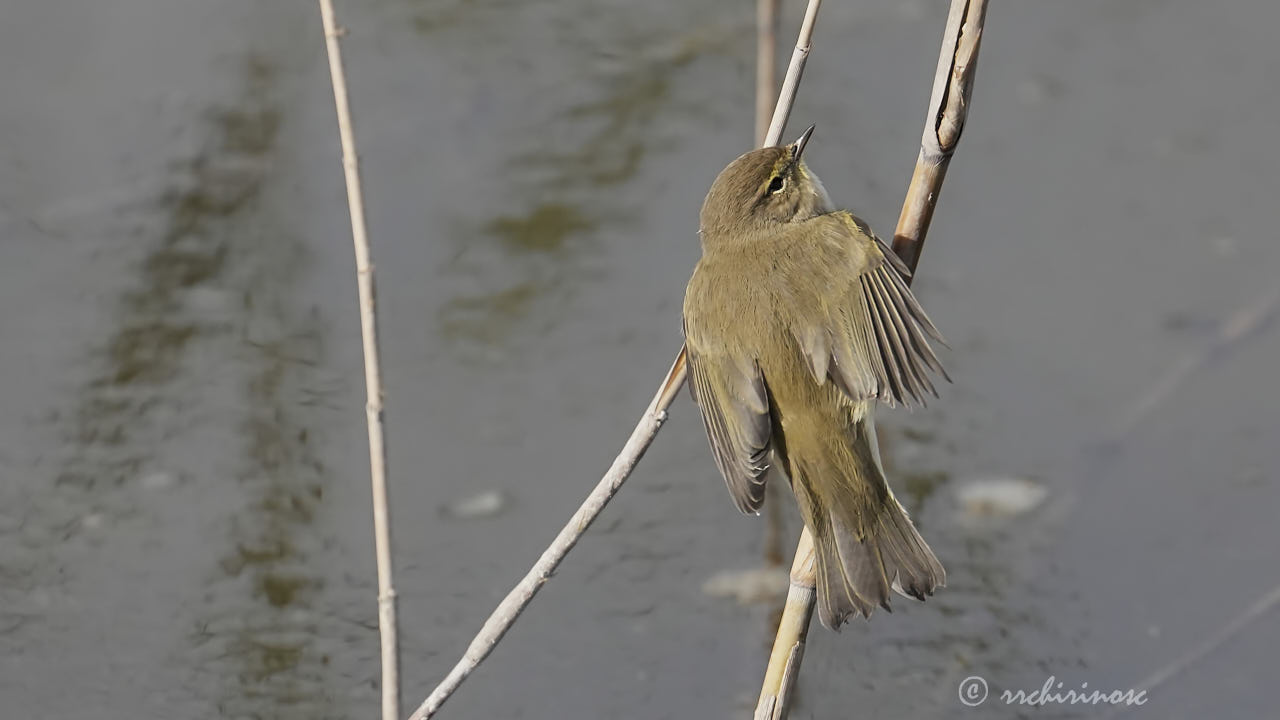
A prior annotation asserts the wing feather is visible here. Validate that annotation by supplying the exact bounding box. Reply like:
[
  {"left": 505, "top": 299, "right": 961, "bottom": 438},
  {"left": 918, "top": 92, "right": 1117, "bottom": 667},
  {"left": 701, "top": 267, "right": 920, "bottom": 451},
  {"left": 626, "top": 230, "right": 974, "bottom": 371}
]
[
  {"left": 685, "top": 341, "right": 772, "bottom": 514},
  {"left": 794, "top": 212, "right": 949, "bottom": 408},
  {"left": 870, "top": 269, "right": 936, "bottom": 403},
  {"left": 880, "top": 268, "right": 949, "bottom": 376}
]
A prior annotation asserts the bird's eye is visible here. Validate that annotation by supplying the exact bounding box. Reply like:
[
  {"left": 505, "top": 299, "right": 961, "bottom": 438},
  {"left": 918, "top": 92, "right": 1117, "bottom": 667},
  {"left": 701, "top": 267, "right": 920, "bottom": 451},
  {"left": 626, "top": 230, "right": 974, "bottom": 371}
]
[{"left": 767, "top": 175, "right": 786, "bottom": 194}]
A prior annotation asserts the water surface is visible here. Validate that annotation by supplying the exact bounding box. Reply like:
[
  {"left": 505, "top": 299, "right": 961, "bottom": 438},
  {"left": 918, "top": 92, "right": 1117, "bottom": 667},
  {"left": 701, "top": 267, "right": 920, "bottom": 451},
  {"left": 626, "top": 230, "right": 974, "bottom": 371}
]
[{"left": 2, "top": 0, "right": 1277, "bottom": 718}]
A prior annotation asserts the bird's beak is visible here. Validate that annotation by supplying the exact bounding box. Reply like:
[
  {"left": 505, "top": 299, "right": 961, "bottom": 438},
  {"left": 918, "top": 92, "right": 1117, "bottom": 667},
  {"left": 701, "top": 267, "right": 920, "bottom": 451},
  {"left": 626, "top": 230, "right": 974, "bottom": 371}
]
[{"left": 791, "top": 124, "right": 815, "bottom": 160}]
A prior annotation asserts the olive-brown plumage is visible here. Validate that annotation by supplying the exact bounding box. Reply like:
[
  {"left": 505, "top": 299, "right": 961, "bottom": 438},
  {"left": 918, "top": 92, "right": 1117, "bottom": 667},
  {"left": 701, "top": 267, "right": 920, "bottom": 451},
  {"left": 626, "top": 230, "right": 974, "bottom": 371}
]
[{"left": 682, "top": 128, "right": 949, "bottom": 629}]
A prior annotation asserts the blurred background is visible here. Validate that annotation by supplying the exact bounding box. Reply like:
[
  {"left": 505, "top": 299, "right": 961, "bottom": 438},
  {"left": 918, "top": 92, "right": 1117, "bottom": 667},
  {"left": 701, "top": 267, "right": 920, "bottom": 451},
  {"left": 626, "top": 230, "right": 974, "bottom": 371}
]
[{"left": 2, "top": 0, "right": 1278, "bottom": 718}]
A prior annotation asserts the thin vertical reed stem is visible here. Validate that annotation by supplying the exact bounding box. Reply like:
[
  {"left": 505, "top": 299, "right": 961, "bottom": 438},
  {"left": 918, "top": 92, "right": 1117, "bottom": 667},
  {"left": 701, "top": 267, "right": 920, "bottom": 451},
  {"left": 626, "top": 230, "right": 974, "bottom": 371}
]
[
  {"left": 316, "top": 3, "right": 400, "bottom": 719},
  {"left": 756, "top": 0, "right": 781, "bottom": 145}
]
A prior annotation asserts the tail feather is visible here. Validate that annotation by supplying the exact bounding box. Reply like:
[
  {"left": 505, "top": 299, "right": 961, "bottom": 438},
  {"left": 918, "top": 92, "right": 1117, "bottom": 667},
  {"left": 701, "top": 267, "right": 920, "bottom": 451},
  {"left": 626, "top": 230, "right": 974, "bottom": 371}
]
[
  {"left": 813, "top": 518, "right": 884, "bottom": 626},
  {"left": 877, "top": 498, "right": 945, "bottom": 601},
  {"left": 782, "top": 411, "right": 945, "bottom": 629},
  {"left": 812, "top": 495, "right": 945, "bottom": 629},
  {"left": 833, "top": 513, "right": 892, "bottom": 612}
]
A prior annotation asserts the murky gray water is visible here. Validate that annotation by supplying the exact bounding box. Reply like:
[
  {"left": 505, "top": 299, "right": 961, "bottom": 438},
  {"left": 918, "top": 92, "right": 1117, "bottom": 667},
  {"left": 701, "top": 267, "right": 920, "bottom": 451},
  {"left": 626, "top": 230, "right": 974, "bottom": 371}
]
[{"left": 2, "top": 0, "right": 1277, "bottom": 718}]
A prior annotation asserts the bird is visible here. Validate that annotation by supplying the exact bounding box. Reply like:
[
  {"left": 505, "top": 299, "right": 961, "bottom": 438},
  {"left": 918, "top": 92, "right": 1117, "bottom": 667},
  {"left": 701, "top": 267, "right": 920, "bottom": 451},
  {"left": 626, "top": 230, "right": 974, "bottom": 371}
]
[{"left": 682, "top": 125, "right": 950, "bottom": 629}]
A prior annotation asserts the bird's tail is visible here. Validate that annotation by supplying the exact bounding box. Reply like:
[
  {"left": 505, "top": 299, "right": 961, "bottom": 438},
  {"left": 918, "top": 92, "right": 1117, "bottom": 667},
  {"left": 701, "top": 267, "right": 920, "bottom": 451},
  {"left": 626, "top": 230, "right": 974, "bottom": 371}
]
[{"left": 791, "top": 419, "right": 945, "bottom": 629}]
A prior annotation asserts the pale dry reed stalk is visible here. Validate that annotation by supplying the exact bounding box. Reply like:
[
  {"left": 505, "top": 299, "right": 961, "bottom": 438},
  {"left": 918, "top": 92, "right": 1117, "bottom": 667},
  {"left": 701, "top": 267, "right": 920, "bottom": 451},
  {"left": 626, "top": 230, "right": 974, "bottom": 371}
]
[{"left": 316, "top": 2, "right": 400, "bottom": 719}]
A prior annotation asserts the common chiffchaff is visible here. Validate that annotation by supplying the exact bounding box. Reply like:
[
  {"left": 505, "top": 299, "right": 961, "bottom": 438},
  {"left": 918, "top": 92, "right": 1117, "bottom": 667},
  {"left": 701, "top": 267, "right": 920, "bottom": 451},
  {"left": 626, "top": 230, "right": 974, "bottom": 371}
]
[{"left": 683, "top": 126, "right": 949, "bottom": 629}]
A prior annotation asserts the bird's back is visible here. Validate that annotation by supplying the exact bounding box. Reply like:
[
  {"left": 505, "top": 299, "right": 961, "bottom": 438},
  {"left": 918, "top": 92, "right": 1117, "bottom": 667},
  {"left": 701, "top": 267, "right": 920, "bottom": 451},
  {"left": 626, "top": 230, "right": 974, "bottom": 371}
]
[{"left": 685, "top": 216, "right": 875, "bottom": 374}]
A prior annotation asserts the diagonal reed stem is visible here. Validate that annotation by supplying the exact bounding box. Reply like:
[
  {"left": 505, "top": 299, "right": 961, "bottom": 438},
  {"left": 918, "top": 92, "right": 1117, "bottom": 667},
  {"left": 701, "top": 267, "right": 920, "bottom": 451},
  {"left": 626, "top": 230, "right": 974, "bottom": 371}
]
[
  {"left": 407, "top": 2, "right": 824, "bottom": 717},
  {"left": 316, "top": 2, "right": 401, "bottom": 719},
  {"left": 754, "top": 1, "right": 988, "bottom": 717}
]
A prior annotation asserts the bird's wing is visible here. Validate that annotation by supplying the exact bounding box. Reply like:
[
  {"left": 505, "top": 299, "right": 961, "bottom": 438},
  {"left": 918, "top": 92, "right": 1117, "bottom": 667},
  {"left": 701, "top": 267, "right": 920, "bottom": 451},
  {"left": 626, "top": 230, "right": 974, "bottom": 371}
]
[
  {"left": 683, "top": 324, "right": 772, "bottom": 514},
  {"left": 792, "top": 211, "right": 950, "bottom": 408}
]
